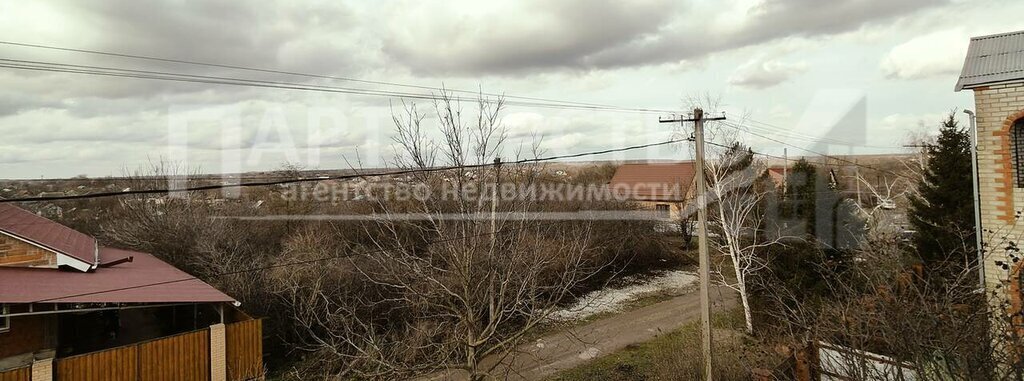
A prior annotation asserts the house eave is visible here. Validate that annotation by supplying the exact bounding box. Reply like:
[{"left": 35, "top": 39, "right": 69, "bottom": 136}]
[
  {"left": 0, "top": 230, "right": 92, "bottom": 271},
  {"left": 957, "top": 78, "right": 1024, "bottom": 92}
]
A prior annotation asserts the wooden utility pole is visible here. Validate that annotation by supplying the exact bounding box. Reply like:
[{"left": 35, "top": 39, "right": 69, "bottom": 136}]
[
  {"left": 782, "top": 148, "right": 788, "bottom": 198},
  {"left": 491, "top": 157, "right": 501, "bottom": 237},
  {"left": 660, "top": 108, "right": 725, "bottom": 381},
  {"left": 855, "top": 159, "right": 861, "bottom": 206}
]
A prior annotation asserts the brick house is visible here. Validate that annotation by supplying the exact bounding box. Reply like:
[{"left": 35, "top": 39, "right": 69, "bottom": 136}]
[
  {"left": 0, "top": 204, "right": 262, "bottom": 381},
  {"left": 955, "top": 30, "right": 1024, "bottom": 336},
  {"left": 608, "top": 162, "right": 697, "bottom": 221}
]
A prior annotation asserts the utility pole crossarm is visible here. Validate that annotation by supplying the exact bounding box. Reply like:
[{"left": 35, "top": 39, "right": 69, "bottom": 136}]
[{"left": 658, "top": 114, "right": 728, "bottom": 123}]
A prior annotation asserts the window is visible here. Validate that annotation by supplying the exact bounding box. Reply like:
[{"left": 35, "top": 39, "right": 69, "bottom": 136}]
[
  {"left": 1013, "top": 119, "right": 1024, "bottom": 188},
  {"left": 0, "top": 304, "right": 8, "bottom": 333},
  {"left": 655, "top": 204, "right": 671, "bottom": 218}
]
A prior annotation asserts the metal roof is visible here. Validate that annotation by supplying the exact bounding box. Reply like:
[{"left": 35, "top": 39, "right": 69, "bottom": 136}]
[
  {"left": 956, "top": 30, "right": 1024, "bottom": 91},
  {"left": 0, "top": 247, "right": 236, "bottom": 304},
  {"left": 608, "top": 162, "right": 696, "bottom": 202},
  {"left": 0, "top": 204, "right": 96, "bottom": 265},
  {"left": 0, "top": 204, "right": 235, "bottom": 304}
]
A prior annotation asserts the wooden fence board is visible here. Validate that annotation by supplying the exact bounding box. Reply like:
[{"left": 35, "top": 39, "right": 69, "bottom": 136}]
[
  {"left": 138, "top": 329, "right": 209, "bottom": 381},
  {"left": 0, "top": 366, "right": 30, "bottom": 381},
  {"left": 48, "top": 320, "right": 262, "bottom": 381},
  {"left": 55, "top": 345, "right": 137, "bottom": 381},
  {"left": 226, "top": 319, "right": 263, "bottom": 381}
]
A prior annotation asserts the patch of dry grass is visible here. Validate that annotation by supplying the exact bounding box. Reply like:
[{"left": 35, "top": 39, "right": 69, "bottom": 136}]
[{"left": 548, "top": 306, "right": 775, "bottom": 381}]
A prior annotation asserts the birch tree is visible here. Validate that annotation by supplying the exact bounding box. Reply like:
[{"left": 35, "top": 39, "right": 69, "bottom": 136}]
[{"left": 704, "top": 142, "right": 784, "bottom": 333}]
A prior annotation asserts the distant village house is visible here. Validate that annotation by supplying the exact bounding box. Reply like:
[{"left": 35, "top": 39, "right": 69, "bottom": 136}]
[{"left": 608, "top": 162, "right": 697, "bottom": 220}]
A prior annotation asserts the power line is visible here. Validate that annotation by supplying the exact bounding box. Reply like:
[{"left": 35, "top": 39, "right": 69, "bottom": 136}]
[
  {"left": 704, "top": 140, "right": 792, "bottom": 162},
  {"left": 0, "top": 59, "right": 672, "bottom": 114},
  {"left": 0, "top": 40, "right": 673, "bottom": 113},
  {"left": 24, "top": 135, "right": 908, "bottom": 301},
  {"left": 737, "top": 117, "right": 903, "bottom": 150},
  {"left": 5, "top": 58, "right": 908, "bottom": 166},
  {"left": 0, "top": 139, "right": 686, "bottom": 203},
  {"left": 718, "top": 120, "right": 915, "bottom": 181},
  {"left": 0, "top": 43, "right": 918, "bottom": 188},
  {"left": 30, "top": 220, "right": 566, "bottom": 303},
  {"left": 15, "top": 132, "right": 912, "bottom": 302}
]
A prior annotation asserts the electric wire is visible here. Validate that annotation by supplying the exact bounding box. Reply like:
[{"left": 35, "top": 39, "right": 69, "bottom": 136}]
[
  {"left": 0, "top": 40, "right": 672, "bottom": 113},
  {"left": 0, "top": 139, "right": 685, "bottom": 203}
]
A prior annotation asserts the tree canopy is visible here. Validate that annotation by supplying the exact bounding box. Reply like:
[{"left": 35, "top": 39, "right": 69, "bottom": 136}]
[{"left": 908, "top": 113, "right": 975, "bottom": 270}]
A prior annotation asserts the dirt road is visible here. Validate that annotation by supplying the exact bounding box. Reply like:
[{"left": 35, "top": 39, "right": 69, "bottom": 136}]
[{"left": 427, "top": 285, "right": 737, "bottom": 380}]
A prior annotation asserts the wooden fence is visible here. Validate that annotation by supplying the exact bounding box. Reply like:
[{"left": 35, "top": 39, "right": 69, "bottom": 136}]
[
  {"left": 55, "top": 329, "right": 209, "bottom": 381},
  {"left": 225, "top": 319, "right": 263, "bottom": 381},
  {"left": 46, "top": 320, "right": 262, "bottom": 381},
  {"left": 138, "top": 330, "right": 209, "bottom": 381},
  {"left": 0, "top": 366, "right": 29, "bottom": 381},
  {"left": 56, "top": 345, "right": 138, "bottom": 381}
]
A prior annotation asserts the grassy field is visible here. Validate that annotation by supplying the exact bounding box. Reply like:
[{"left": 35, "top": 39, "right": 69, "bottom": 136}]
[{"left": 548, "top": 306, "right": 769, "bottom": 381}]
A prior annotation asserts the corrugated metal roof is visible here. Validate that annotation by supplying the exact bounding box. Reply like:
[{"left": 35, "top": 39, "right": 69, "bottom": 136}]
[
  {"left": 0, "top": 204, "right": 96, "bottom": 265},
  {"left": 0, "top": 204, "right": 235, "bottom": 304},
  {"left": 955, "top": 30, "right": 1024, "bottom": 91},
  {"left": 0, "top": 247, "right": 236, "bottom": 304},
  {"left": 608, "top": 162, "right": 696, "bottom": 202}
]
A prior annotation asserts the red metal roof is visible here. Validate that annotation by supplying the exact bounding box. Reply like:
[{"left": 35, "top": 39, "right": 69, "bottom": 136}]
[
  {"left": 608, "top": 162, "right": 696, "bottom": 202},
  {"left": 767, "top": 166, "right": 788, "bottom": 186},
  {"left": 0, "top": 203, "right": 96, "bottom": 265},
  {"left": 0, "top": 247, "right": 235, "bottom": 304}
]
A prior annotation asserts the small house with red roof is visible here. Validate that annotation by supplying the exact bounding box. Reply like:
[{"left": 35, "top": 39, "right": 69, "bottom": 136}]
[
  {"left": 608, "top": 162, "right": 697, "bottom": 220},
  {"left": 0, "top": 204, "right": 262, "bottom": 381},
  {"left": 766, "top": 166, "right": 787, "bottom": 188}
]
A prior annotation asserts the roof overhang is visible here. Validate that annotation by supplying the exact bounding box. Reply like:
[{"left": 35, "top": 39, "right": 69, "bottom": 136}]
[
  {"left": 0, "top": 230, "right": 93, "bottom": 272},
  {"left": 956, "top": 78, "right": 1024, "bottom": 92}
]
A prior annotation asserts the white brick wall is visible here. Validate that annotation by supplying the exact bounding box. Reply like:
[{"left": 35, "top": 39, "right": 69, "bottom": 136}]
[
  {"left": 210, "top": 323, "right": 226, "bottom": 381},
  {"left": 30, "top": 357, "right": 51, "bottom": 381},
  {"left": 971, "top": 83, "right": 1024, "bottom": 292}
]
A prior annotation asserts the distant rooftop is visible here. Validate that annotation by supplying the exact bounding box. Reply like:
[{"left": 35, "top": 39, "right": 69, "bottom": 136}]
[
  {"left": 608, "top": 162, "right": 696, "bottom": 202},
  {"left": 956, "top": 29, "right": 1024, "bottom": 91}
]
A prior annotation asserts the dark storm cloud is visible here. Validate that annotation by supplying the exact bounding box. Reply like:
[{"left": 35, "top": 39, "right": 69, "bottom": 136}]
[
  {"left": 65, "top": 1, "right": 360, "bottom": 73},
  {"left": 383, "top": 0, "right": 675, "bottom": 75},
  {"left": 1, "top": 1, "right": 368, "bottom": 100},
  {"left": 383, "top": 0, "right": 947, "bottom": 75}
]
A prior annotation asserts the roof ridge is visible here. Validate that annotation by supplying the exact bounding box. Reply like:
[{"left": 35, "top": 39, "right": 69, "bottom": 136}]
[
  {"left": 0, "top": 204, "right": 98, "bottom": 266},
  {"left": 972, "top": 29, "right": 1024, "bottom": 41},
  {"left": 962, "top": 67, "right": 1024, "bottom": 78}
]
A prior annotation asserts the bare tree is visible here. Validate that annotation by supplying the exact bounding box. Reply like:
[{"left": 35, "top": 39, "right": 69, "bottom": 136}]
[
  {"left": 675, "top": 94, "right": 776, "bottom": 334},
  {"left": 756, "top": 231, "right": 1024, "bottom": 381},
  {"left": 284, "top": 90, "right": 609, "bottom": 380},
  {"left": 703, "top": 142, "right": 784, "bottom": 333}
]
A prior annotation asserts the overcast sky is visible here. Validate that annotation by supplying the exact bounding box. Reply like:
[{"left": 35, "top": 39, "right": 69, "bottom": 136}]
[{"left": 0, "top": 0, "right": 1019, "bottom": 179}]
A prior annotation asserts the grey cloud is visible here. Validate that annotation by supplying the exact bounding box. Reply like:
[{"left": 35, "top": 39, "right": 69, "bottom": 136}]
[
  {"left": 727, "top": 58, "right": 807, "bottom": 89},
  {"left": 0, "top": 111, "right": 165, "bottom": 144},
  {"left": 69, "top": 1, "right": 361, "bottom": 74},
  {"left": 0, "top": 93, "right": 61, "bottom": 117},
  {"left": 383, "top": 0, "right": 946, "bottom": 75},
  {"left": 383, "top": 0, "right": 676, "bottom": 75},
  {"left": 0, "top": 1, "right": 370, "bottom": 101}
]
